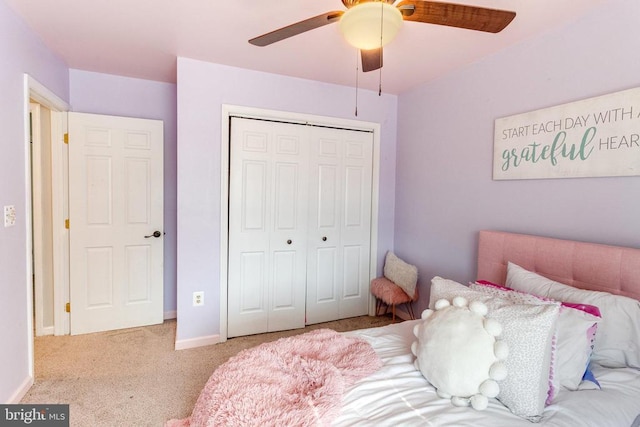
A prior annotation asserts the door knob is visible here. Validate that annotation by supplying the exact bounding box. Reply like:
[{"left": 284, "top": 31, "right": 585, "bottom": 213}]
[
  {"left": 287, "top": 239, "right": 292, "bottom": 245},
  {"left": 145, "top": 231, "right": 162, "bottom": 238},
  {"left": 322, "top": 236, "right": 327, "bottom": 241}
]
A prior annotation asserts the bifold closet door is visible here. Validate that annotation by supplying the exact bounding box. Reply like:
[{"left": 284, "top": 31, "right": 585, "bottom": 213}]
[
  {"left": 305, "top": 126, "right": 374, "bottom": 325},
  {"left": 227, "top": 117, "right": 309, "bottom": 338}
]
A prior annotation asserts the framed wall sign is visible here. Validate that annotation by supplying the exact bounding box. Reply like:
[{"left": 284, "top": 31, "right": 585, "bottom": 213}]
[{"left": 493, "top": 87, "right": 640, "bottom": 180}]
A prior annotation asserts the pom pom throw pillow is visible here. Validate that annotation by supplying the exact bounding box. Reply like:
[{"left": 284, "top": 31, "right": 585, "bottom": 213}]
[{"left": 411, "top": 296, "right": 508, "bottom": 411}]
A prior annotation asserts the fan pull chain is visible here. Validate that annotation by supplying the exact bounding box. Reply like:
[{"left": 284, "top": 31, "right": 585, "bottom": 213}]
[
  {"left": 355, "top": 50, "right": 359, "bottom": 117},
  {"left": 378, "top": 1, "right": 384, "bottom": 96}
]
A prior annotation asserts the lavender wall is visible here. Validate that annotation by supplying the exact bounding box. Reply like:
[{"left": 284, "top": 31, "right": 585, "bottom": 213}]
[
  {"left": 395, "top": 0, "right": 640, "bottom": 314},
  {"left": 0, "top": 0, "right": 69, "bottom": 402},
  {"left": 176, "top": 58, "right": 398, "bottom": 342},
  {"left": 69, "top": 69, "right": 178, "bottom": 316}
]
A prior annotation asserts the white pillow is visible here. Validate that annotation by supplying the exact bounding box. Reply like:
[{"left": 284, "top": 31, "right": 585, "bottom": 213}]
[
  {"left": 430, "top": 277, "right": 559, "bottom": 422},
  {"left": 383, "top": 251, "right": 418, "bottom": 297},
  {"left": 470, "top": 281, "right": 601, "bottom": 395},
  {"left": 506, "top": 262, "right": 640, "bottom": 369},
  {"left": 412, "top": 297, "right": 508, "bottom": 411}
]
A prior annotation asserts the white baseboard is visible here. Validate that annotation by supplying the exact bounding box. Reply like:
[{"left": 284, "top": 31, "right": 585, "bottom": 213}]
[
  {"left": 175, "top": 334, "right": 221, "bottom": 351},
  {"left": 8, "top": 376, "right": 34, "bottom": 403},
  {"left": 163, "top": 310, "right": 177, "bottom": 320},
  {"left": 35, "top": 326, "right": 55, "bottom": 337}
]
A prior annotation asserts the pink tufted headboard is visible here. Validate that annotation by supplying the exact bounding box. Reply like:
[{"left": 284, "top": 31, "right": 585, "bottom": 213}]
[{"left": 477, "top": 230, "right": 640, "bottom": 302}]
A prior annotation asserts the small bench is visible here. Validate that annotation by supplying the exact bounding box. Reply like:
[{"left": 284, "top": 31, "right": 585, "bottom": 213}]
[{"left": 371, "top": 276, "right": 418, "bottom": 320}]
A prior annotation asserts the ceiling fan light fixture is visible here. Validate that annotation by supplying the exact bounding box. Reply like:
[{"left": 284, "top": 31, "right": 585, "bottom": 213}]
[{"left": 339, "top": 2, "right": 402, "bottom": 50}]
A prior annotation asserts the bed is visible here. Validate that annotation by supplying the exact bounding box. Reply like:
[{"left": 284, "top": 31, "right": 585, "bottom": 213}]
[{"left": 170, "top": 231, "right": 640, "bottom": 426}]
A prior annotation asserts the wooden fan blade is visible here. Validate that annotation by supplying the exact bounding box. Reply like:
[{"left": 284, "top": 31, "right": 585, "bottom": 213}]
[
  {"left": 249, "top": 11, "right": 344, "bottom": 46},
  {"left": 361, "top": 48, "right": 383, "bottom": 72},
  {"left": 397, "top": 1, "right": 516, "bottom": 33}
]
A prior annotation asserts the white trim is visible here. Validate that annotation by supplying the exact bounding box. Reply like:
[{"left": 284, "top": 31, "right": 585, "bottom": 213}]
[
  {"left": 30, "top": 102, "right": 48, "bottom": 337},
  {"left": 27, "top": 76, "right": 69, "bottom": 112},
  {"left": 39, "top": 326, "right": 55, "bottom": 336},
  {"left": 22, "top": 76, "right": 35, "bottom": 384},
  {"left": 7, "top": 376, "right": 34, "bottom": 404},
  {"left": 175, "top": 334, "right": 221, "bottom": 350},
  {"left": 50, "top": 111, "right": 69, "bottom": 336},
  {"left": 163, "top": 310, "right": 177, "bottom": 320},
  {"left": 219, "top": 105, "right": 381, "bottom": 342},
  {"left": 24, "top": 77, "right": 70, "bottom": 338},
  {"left": 219, "top": 108, "right": 230, "bottom": 343},
  {"left": 23, "top": 75, "right": 70, "bottom": 397},
  {"left": 368, "top": 121, "right": 381, "bottom": 317}
]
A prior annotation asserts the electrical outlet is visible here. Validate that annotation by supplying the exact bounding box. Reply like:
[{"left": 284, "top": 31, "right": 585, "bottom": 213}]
[
  {"left": 4, "top": 205, "right": 16, "bottom": 227},
  {"left": 193, "top": 291, "right": 204, "bottom": 306}
]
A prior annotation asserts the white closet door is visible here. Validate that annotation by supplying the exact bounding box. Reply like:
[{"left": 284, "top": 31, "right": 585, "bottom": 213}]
[
  {"left": 306, "top": 126, "right": 373, "bottom": 324},
  {"left": 228, "top": 118, "right": 309, "bottom": 337}
]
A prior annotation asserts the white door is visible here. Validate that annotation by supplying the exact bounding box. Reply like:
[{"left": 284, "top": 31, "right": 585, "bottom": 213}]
[
  {"left": 305, "top": 126, "right": 373, "bottom": 324},
  {"left": 68, "top": 112, "right": 164, "bottom": 335},
  {"left": 228, "top": 117, "right": 309, "bottom": 337}
]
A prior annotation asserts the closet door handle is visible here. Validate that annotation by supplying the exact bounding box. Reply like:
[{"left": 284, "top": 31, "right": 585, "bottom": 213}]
[
  {"left": 287, "top": 239, "right": 292, "bottom": 245},
  {"left": 322, "top": 236, "right": 327, "bottom": 241}
]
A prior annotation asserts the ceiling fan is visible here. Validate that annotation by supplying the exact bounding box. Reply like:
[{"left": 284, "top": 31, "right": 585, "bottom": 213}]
[{"left": 249, "top": 0, "right": 516, "bottom": 73}]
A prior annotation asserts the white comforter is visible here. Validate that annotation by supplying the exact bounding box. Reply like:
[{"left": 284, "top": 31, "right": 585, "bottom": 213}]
[{"left": 336, "top": 320, "right": 640, "bottom": 427}]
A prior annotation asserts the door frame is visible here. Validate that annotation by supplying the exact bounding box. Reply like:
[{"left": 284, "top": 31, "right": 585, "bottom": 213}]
[
  {"left": 26, "top": 76, "right": 70, "bottom": 338},
  {"left": 30, "top": 101, "right": 55, "bottom": 337},
  {"left": 22, "top": 75, "right": 69, "bottom": 390},
  {"left": 219, "top": 105, "right": 381, "bottom": 342}
]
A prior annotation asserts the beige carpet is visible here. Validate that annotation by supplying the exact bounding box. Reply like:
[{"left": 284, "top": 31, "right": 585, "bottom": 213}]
[{"left": 21, "top": 315, "right": 397, "bottom": 426}]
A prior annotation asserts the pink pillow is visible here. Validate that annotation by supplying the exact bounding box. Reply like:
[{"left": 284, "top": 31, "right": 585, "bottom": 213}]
[{"left": 476, "top": 281, "right": 601, "bottom": 316}]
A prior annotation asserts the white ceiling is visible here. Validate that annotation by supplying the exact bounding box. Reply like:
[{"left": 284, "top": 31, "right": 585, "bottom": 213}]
[{"left": 5, "top": 0, "right": 606, "bottom": 94}]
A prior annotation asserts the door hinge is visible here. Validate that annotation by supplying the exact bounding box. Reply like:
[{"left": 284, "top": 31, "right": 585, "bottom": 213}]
[
  {"left": 65, "top": 302, "right": 70, "bottom": 313},
  {"left": 65, "top": 219, "right": 69, "bottom": 229},
  {"left": 64, "top": 133, "right": 69, "bottom": 144}
]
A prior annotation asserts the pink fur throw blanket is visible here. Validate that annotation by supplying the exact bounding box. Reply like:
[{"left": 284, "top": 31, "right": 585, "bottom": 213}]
[{"left": 166, "top": 328, "right": 382, "bottom": 427}]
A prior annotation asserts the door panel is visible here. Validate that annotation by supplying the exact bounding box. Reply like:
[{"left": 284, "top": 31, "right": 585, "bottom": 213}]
[
  {"left": 86, "top": 247, "right": 112, "bottom": 307},
  {"left": 342, "top": 245, "right": 363, "bottom": 298},
  {"left": 306, "top": 136, "right": 341, "bottom": 324},
  {"left": 274, "top": 163, "right": 298, "bottom": 229},
  {"left": 242, "top": 161, "right": 268, "bottom": 231},
  {"left": 239, "top": 252, "right": 266, "bottom": 313},
  {"left": 344, "top": 166, "right": 365, "bottom": 226},
  {"left": 316, "top": 248, "right": 337, "bottom": 302},
  {"left": 230, "top": 153, "right": 271, "bottom": 335},
  {"left": 228, "top": 118, "right": 308, "bottom": 337},
  {"left": 126, "top": 158, "right": 151, "bottom": 223},
  {"left": 317, "top": 165, "right": 339, "bottom": 227},
  {"left": 339, "top": 134, "right": 373, "bottom": 319},
  {"left": 272, "top": 250, "right": 296, "bottom": 308},
  {"left": 125, "top": 245, "right": 151, "bottom": 302},
  {"left": 68, "top": 112, "right": 163, "bottom": 335},
  {"left": 306, "top": 127, "right": 373, "bottom": 324},
  {"left": 86, "top": 156, "right": 112, "bottom": 224}
]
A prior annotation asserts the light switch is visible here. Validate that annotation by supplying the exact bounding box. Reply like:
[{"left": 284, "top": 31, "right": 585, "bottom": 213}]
[{"left": 4, "top": 205, "right": 16, "bottom": 227}]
